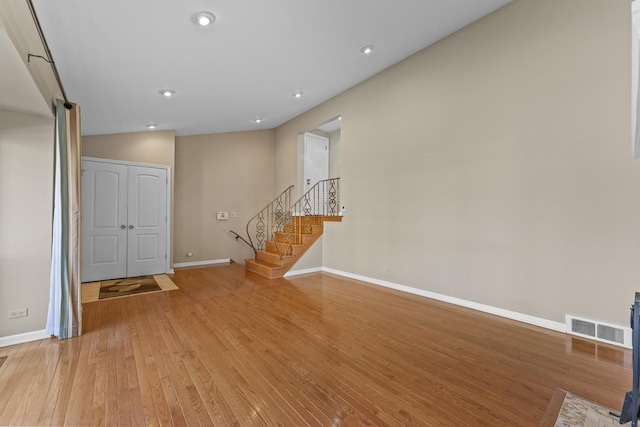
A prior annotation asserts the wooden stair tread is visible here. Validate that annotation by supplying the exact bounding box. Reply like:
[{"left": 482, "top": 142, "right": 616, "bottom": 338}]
[
  {"left": 245, "top": 258, "right": 285, "bottom": 279},
  {"left": 256, "top": 249, "right": 293, "bottom": 265},
  {"left": 321, "top": 216, "right": 342, "bottom": 222},
  {"left": 258, "top": 249, "right": 293, "bottom": 257},
  {"left": 246, "top": 258, "right": 282, "bottom": 269},
  {"left": 245, "top": 214, "right": 341, "bottom": 279}
]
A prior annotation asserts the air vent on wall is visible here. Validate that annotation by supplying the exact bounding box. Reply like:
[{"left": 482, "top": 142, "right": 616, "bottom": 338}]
[{"left": 566, "top": 315, "right": 631, "bottom": 348}]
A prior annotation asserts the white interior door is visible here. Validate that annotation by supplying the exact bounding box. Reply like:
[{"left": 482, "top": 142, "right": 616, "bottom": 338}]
[
  {"left": 82, "top": 160, "right": 168, "bottom": 282},
  {"left": 127, "top": 166, "right": 167, "bottom": 277},
  {"left": 81, "top": 161, "right": 127, "bottom": 282},
  {"left": 304, "top": 132, "right": 329, "bottom": 192}
]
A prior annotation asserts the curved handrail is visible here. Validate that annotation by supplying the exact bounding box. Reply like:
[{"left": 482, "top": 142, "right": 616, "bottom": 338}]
[
  {"left": 245, "top": 185, "right": 294, "bottom": 256},
  {"left": 229, "top": 230, "right": 253, "bottom": 251},
  {"left": 275, "top": 178, "right": 340, "bottom": 262},
  {"left": 242, "top": 179, "right": 340, "bottom": 266}
]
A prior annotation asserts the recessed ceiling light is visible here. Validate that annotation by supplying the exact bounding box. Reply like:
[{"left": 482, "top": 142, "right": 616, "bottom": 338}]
[
  {"left": 191, "top": 11, "right": 216, "bottom": 26},
  {"left": 146, "top": 124, "right": 157, "bottom": 129},
  {"left": 159, "top": 89, "right": 175, "bottom": 97},
  {"left": 293, "top": 91, "right": 303, "bottom": 98},
  {"left": 254, "top": 118, "right": 263, "bottom": 123},
  {"left": 360, "top": 45, "right": 375, "bottom": 55}
]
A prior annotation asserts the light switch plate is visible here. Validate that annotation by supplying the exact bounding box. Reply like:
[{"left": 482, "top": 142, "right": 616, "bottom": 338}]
[{"left": 216, "top": 212, "right": 228, "bottom": 220}]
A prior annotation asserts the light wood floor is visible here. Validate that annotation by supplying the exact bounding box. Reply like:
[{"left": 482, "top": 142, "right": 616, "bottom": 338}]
[{"left": 0, "top": 263, "right": 631, "bottom": 426}]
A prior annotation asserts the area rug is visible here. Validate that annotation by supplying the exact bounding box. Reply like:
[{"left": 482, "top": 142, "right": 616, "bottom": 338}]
[
  {"left": 544, "top": 389, "right": 620, "bottom": 427},
  {"left": 82, "top": 274, "right": 178, "bottom": 303}
]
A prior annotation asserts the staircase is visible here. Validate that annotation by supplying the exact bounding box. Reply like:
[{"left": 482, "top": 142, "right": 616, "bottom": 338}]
[{"left": 241, "top": 178, "right": 341, "bottom": 279}]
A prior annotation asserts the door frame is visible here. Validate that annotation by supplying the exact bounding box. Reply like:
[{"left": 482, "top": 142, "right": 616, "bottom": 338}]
[
  {"left": 82, "top": 156, "right": 172, "bottom": 275},
  {"left": 298, "top": 132, "right": 329, "bottom": 198},
  {"left": 303, "top": 132, "right": 329, "bottom": 193}
]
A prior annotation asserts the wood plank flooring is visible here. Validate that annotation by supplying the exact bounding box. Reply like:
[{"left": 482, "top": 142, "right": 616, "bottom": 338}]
[{"left": 0, "top": 263, "right": 632, "bottom": 426}]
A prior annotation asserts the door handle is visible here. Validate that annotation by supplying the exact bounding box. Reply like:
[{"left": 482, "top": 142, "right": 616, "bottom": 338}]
[
  {"left": 129, "top": 225, "right": 134, "bottom": 229},
  {"left": 120, "top": 225, "right": 126, "bottom": 229}
]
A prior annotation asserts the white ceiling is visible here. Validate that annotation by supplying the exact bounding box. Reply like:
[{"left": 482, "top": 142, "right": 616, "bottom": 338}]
[{"left": 31, "top": 0, "right": 510, "bottom": 136}]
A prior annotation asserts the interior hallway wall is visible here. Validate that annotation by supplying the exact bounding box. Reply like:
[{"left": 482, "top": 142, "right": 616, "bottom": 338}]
[
  {"left": 174, "top": 130, "right": 275, "bottom": 265},
  {"left": 274, "top": 0, "right": 638, "bottom": 326},
  {"left": 0, "top": 110, "right": 54, "bottom": 338}
]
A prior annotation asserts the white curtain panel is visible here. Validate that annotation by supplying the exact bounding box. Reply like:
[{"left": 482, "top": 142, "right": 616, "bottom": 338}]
[{"left": 46, "top": 99, "right": 81, "bottom": 339}]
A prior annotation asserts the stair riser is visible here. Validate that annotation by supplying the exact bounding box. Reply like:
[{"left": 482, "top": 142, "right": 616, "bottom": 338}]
[
  {"left": 290, "top": 215, "right": 322, "bottom": 222},
  {"left": 275, "top": 225, "right": 323, "bottom": 243},
  {"left": 274, "top": 233, "right": 303, "bottom": 245},
  {"left": 266, "top": 241, "right": 307, "bottom": 256},
  {"left": 256, "top": 250, "right": 282, "bottom": 265},
  {"left": 245, "top": 260, "right": 284, "bottom": 279},
  {"left": 266, "top": 240, "right": 290, "bottom": 255},
  {"left": 283, "top": 224, "right": 315, "bottom": 234}
]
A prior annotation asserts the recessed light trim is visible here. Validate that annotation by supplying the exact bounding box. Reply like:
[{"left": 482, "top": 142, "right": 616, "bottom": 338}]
[
  {"left": 360, "top": 45, "right": 375, "bottom": 55},
  {"left": 293, "top": 91, "right": 303, "bottom": 98},
  {"left": 254, "top": 118, "right": 263, "bottom": 123},
  {"left": 146, "top": 124, "right": 158, "bottom": 129},
  {"left": 159, "top": 89, "right": 175, "bottom": 97},
  {"left": 192, "top": 11, "right": 216, "bottom": 26}
]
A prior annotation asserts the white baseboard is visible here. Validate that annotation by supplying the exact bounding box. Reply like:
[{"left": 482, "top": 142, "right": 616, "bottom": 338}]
[
  {"left": 284, "top": 267, "right": 323, "bottom": 278},
  {"left": 0, "top": 329, "right": 50, "bottom": 348},
  {"left": 322, "top": 267, "right": 566, "bottom": 333},
  {"left": 173, "top": 258, "right": 231, "bottom": 268}
]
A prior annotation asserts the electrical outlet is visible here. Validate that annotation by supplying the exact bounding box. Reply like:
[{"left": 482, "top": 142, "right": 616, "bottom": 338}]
[
  {"left": 8, "top": 308, "right": 28, "bottom": 319},
  {"left": 230, "top": 212, "right": 237, "bottom": 218}
]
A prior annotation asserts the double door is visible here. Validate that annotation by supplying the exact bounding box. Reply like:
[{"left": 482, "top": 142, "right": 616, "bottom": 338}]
[{"left": 81, "top": 159, "right": 168, "bottom": 282}]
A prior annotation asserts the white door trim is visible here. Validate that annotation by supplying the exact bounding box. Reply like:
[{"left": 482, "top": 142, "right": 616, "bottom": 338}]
[{"left": 82, "top": 157, "right": 172, "bottom": 275}]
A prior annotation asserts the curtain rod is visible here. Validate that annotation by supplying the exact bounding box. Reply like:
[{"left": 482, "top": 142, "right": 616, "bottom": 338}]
[{"left": 26, "top": 0, "right": 73, "bottom": 110}]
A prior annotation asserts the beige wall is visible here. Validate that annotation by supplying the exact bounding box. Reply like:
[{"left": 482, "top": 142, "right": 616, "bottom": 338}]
[
  {"left": 0, "top": 109, "right": 54, "bottom": 337},
  {"left": 82, "top": 130, "right": 175, "bottom": 167},
  {"left": 82, "top": 130, "right": 176, "bottom": 266},
  {"left": 0, "top": 0, "right": 63, "bottom": 114},
  {"left": 174, "top": 130, "right": 275, "bottom": 265},
  {"left": 275, "top": 0, "right": 638, "bottom": 326},
  {"left": 329, "top": 129, "right": 341, "bottom": 179}
]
